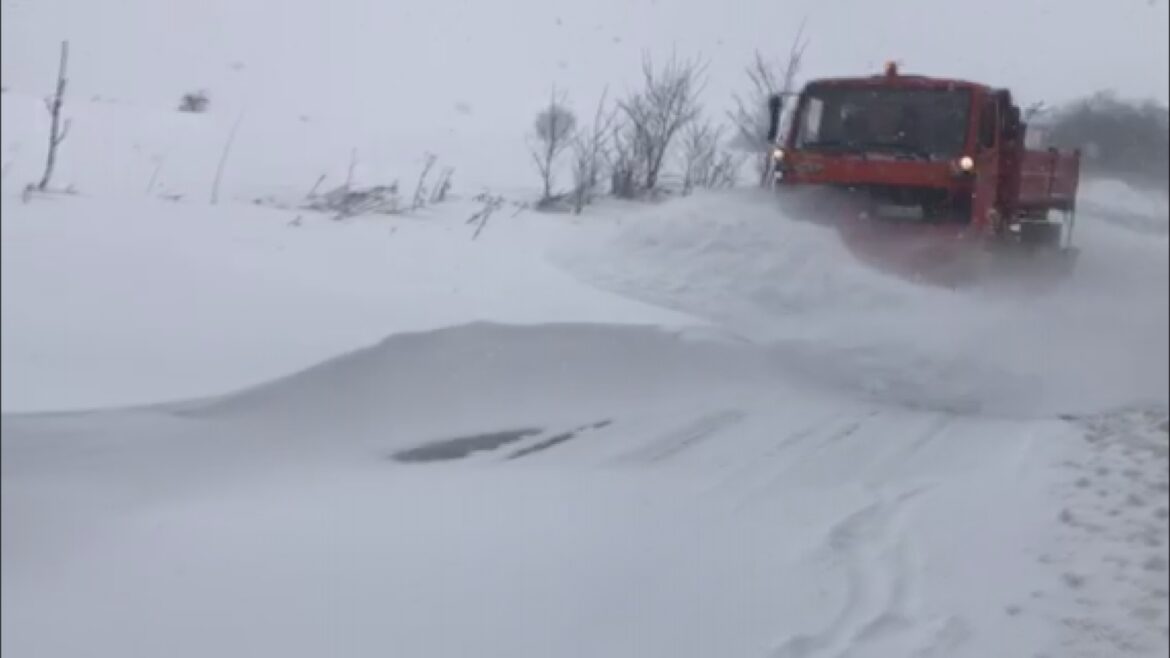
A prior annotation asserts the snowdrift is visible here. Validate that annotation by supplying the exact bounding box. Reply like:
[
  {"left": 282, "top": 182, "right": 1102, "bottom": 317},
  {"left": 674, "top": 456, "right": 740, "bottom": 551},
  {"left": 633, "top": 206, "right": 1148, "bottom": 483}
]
[
  {"left": 175, "top": 321, "right": 778, "bottom": 439},
  {"left": 5, "top": 317, "right": 1166, "bottom": 658},
  {"left": 0, "top": 191, "right": 699, "bottom": 413}
]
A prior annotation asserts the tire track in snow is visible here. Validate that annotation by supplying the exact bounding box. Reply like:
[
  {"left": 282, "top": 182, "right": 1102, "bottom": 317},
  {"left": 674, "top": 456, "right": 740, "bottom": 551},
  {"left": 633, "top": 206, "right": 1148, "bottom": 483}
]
[
  {"left": 611, "top": 409, "right": 746, "bottom": 465},
  {"left": 802, "top": 416, "right": 873, "bottom": 460},
  {"left": 699, "top": 410, "right": 846, "bottom": 501},
  {"left": 725, "top": 411, "right": 890, "bottom": 510},
  {"left": 861, "top": 414, "right": 955, "bottom": 482},
  {"left": 770, "top": 485, "right": 971, "bottom": 658}
]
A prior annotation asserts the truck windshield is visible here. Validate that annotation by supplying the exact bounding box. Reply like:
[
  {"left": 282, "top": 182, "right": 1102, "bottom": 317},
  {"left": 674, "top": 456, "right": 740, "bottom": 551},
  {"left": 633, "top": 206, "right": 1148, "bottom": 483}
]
[{"left": 793, "top": 85, "right": 972, "bottom": 159}]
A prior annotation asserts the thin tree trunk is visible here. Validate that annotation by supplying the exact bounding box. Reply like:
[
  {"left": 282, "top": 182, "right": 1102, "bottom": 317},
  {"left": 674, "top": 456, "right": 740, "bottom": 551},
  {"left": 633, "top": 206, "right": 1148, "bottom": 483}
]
[
  {"left": 37, "top": 40, "right": 69, "bottom": 191},
  {"left": 210, "top": 110, "right": 244, "bottom": 205}
]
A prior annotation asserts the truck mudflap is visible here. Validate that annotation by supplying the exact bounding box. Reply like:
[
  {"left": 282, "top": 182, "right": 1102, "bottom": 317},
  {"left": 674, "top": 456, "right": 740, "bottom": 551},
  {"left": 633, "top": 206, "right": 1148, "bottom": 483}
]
[
  {"left": 1018, "top": 220, "right": 1064, "bottom": 247},
  {"left": 1012, "top": 202, "right": 1079, "bottom": 251}
]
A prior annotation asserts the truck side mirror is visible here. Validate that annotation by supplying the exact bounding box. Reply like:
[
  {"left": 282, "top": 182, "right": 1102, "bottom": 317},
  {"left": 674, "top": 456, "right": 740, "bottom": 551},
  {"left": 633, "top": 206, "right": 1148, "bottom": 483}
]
[{"left": 766, "top": 94, "right": 783, "bottom": 143}]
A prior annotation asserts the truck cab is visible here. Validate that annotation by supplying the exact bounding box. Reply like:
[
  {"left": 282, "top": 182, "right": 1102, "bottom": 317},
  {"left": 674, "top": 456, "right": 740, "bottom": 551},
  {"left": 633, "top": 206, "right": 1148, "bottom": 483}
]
[{"left": 768, "top": 63, "right": 1080, "bottom": 249}]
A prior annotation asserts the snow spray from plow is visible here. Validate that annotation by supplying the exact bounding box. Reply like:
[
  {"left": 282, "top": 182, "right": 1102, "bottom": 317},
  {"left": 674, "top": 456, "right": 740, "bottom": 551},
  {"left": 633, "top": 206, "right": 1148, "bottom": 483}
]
[
  {"left": 772, "top": 186, "right": 1078, "bottom": 291},
  {"left": 557, "top": 189, "right": 1168, "bottom": 417}
]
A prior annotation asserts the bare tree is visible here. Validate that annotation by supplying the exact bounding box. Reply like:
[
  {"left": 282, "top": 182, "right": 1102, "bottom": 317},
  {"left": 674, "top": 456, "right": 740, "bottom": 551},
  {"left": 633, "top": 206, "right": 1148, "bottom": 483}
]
[
  {"left": 727, "top": 23, "right": 807, "bottom": 185},
  {"left": 1045, "top": 91, "right": 1169, "bottom": 192},
  {"left": 619, "top": 52, "right": 707, "bottom": 193},
  {"left": 36, "top": 41, "right": 71, "bottom": 192},
  {"left": 529, "top": 87, "right": 577, "bottom": 206},
  {"left": 1023, "top": 101, "right": 1047, "bottom": 122},
  {"left": 570, "top": 89, "right": 618, "bottom": 213},
  {"left": 709, "top": 151, "right": 742, "bottom": 190}
]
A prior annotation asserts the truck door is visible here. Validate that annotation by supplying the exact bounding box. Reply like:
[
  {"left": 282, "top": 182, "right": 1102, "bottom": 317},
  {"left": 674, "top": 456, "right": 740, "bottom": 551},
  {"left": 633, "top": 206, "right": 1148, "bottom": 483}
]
[
  {"left": 972, "top": 95, "right": 1000, "bottom": 235},
  {"left": 995, "top": 93, "right": 1021, "bottom": 217}
]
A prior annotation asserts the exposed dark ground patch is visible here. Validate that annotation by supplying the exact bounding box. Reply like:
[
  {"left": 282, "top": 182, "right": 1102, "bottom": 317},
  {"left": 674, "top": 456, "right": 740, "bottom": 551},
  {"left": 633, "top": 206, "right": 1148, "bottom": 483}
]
[
  {"left": 508, "top": 420, "right": 613, "bottom": 460},
  {"left": 392, "top": 420, "right": 613, "bottom": 463},
  {"left": 392, "top": 428, "right": 543, "bottom": 463}
]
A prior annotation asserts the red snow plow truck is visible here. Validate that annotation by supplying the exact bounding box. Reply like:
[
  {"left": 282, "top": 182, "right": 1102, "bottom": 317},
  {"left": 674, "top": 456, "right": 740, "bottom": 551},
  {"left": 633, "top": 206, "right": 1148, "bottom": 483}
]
[{"left": 766, "top": 63, "right": 1082, "bottom": 284}]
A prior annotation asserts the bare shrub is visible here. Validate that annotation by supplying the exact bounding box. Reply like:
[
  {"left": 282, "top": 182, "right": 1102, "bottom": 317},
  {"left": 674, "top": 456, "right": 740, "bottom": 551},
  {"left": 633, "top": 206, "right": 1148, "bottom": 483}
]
[
  {"left": 728, "top": 24, "right": 807, "bottom": 185},
  {"left": 607, "top": 122, "right": 644, "bottom": 199},
  {"left": 618, "top": 52, "right": 707, "bottom": 194},
  {"left": 411, "top": 152, "right": 437, "bottom": 210},
  {"left": 300, "top": 153, "right": 454, "bottom": 220},
  {"left": 680, "top": 120, "right": 742, "bottom": 194},
  {"left": 571, "top": 89, "right": 618, "bottom": 213},
  {"left": 306, "top": 183, "right": 401, "bottom": 220},
  {"left": 179, "top": 90, "right": 210, "bottom": 113},
  {"left": 529, "top": 88, "right": 577, "bottom": 206},
  {"left": 430, "top": 167, "right": 454, "bottom": 204}
]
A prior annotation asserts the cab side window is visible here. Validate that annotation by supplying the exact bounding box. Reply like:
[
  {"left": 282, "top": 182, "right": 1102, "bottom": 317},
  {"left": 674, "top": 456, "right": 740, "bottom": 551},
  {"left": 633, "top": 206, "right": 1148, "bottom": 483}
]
[
  {"left": 798, "top": 97, "right": 824, "bottom": 145},
  {"left": 979, "top": 98, "right": 998, "bottom": 149}
]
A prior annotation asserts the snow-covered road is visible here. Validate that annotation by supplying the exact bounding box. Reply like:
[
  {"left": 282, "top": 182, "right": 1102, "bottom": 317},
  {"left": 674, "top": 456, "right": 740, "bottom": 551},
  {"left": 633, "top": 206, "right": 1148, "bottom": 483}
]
[
  {"left": 2, "top": 0, "right": 1167, "bottom": 647},
  {"left": 3, "top": 185, "right": 1167, "bottom": 657}
]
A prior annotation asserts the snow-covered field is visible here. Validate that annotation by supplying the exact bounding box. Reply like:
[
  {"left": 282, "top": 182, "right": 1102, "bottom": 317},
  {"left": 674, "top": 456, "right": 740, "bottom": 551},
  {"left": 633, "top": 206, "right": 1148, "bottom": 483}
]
[{"left": 3, "top": 1, "right": 1169, "bottom": 657}]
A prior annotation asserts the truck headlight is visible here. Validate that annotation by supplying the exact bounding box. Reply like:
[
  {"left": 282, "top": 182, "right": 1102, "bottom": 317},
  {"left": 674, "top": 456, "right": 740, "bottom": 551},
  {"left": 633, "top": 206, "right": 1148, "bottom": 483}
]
[
  {"left": 958, "top": 156, "right": 974, "bottom": 172},
  {"left": 772, "top": 148, "right": 785, "bottom": 162}
]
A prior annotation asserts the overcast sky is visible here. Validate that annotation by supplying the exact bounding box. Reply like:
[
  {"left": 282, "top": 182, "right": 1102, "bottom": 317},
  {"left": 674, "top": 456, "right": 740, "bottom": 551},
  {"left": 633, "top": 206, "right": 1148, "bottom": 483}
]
[
  {"left": 784, "top": 0, "right": 1169, "bottom": 105},
  {"left": 3, "top": 0, "right": 1167, "bottom": 121}
]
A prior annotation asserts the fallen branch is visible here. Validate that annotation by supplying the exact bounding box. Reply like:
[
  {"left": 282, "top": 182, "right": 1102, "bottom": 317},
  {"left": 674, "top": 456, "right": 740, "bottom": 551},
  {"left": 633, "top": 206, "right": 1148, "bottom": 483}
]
[
  {"left": 305, "top": 173, "right": 327, "bottom": 199},
  {"left": 467, "top": 193, "right": 507, "bottom": 240}
]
